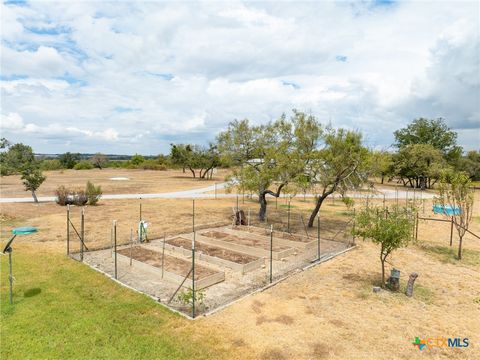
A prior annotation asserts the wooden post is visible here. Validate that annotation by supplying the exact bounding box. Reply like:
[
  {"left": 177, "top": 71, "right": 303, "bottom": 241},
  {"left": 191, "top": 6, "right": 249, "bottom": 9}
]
[
  {"left": 317, "top": 216, "right": 321, "bottom": 260},
  {"left": 450, "top": 216, "right": 454, "bottom": 246}
]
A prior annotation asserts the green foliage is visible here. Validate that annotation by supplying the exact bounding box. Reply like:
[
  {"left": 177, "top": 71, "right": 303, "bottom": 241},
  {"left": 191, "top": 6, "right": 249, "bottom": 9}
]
[
  {"left": 392, "top": 144, "right": 445, "bottom": 188},
  {"left": 40, "top": 159, "right": 63, "bottom": 171},
  {"left": 59, "top": 152, "right": 81, "bottom": 169},
  {"left": 21, "top": 168, "right": 46, "bottom": 202},
  {"left": 176, "top": 288, "right": 205, "bottom": 308},
  {"left": 170, "top": 144, "right": 219, "bottom": 178},
  {"left": 86, "top": 181, "right": 102, "bottom": 205},
  {"left": 341, "top": 196, "right": 355, "bottom": 210},
  {"left": 141, "top": 159, "right": 168, "bottom": 170},
  {"left": 0, "top": 142, "right": 35, "bottom": 175},
  {"left": 368, "top": 150, "right": 393, "bottom": 183},
  {"left": 130, "top": 153, "right": 145, "bottom": 166},
  {"left": 353, "top": 205, "right": 414, "bottom": 286},
  {"left": 74, "top": 160, "right": 94, "bottom": 170},
  {"left": 394, "top": 117, "right": 460, "bottom": 160},
  {"left": 90, "top": 153, "right": 108, "bottom": 169},
  {"left": 456, "top": 150, "right": 480, "bottom": 181},
  {"left": 55, "top": 186, "right": 88, "bottom": 206}
]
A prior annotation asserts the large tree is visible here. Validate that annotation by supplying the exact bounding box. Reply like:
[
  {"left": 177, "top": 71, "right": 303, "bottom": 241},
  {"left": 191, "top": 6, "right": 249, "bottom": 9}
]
[
  {"left": 0, "top": 142, "right": 36, "bottom": 175},
  {"left": 306, "top": 128, "right": 369, "bottom": 227},
  {"left": 170, "top": 144, "right": 220, "bottom": 179},
  {"left": 58, "top": 152, "right": 81, "bottom": 169},
  {"left": 90, "top": 153, "right": 108, "bottom": 169},
  {"left": 218, "top": 111, "right": 321, "bottom": 221},
  {"left": 392, "top": 144, "right": 445, "bottom": 188},
  {"left": 394, "top": 117, "right": 461, "bottom": 162}
]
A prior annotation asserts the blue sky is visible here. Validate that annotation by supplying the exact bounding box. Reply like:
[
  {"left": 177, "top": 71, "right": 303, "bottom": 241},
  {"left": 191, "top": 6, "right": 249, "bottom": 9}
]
[{"left": 1, "top": 0, "right": 479, "bottom": 154}]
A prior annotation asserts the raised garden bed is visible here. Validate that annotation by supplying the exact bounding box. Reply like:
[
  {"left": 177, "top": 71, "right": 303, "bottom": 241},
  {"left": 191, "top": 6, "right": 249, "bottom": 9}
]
[
  {"left": 116, "top": 246, "right": 224, "bottom": 289},
  {"left": 194, "top": 229, "right": 295, "bottom": 260},
  {"left": 226, "top": 226, "right": 318, "bottom": 250},
  {"left": 160, "top": 237, "right": 264, "bottom": 274}
]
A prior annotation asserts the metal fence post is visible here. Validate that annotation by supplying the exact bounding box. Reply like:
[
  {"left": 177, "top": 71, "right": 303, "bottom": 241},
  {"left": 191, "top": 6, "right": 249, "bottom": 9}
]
[
  {"left": 287, "top": 197, "right": 291, "bottom": 233},
  {"left": 161, "top": 233, "right": 166, "bottom": 278},
  {"left": 352, "top": 208, "right": 356, "bottom": 245},
  {"left": 67, "top": 205, "right": 70, "bottom": 255},
  {"left": 450, "top": 216, "right": 454, "bottom": 246},
  {"left": 130, "top": 228, "right": 133, "bottom": 266},
  {"left": 317, "top": 216, "right": 321, "bottom": 260},
  {"left": 269, "top": 224, "right": 273, "bottom": 283},
  {"left": 192, "top": 231, "right": 196, "bottom": 319},
  {"left": 139, "top": 200, "right": 142, "bottom": 222},
  {"left": 80, "top": 207, "right": 84, "bottom": 262},
  {"left": 214, "top": 182, "right": 217, "bottom": 199},
  {"left": 415, "top": 212, "right": 419, "bottom": 241},
  {"left": 192, "top": 199, "right": 195, "bottom": 232},
  {"left": 114, "top": 220, "right": 117, "bottom": 279}
]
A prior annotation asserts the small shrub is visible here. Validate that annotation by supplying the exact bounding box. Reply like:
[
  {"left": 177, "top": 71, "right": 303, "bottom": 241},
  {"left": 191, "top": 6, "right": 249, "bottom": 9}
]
[
  {"left": 85, "top": 181, "right": 102, "bottom": 205},
  {"left": 55, "top": 185, "right": 69, "bottom": 205},
  {"left": 141, "top": 160, "right": 167, "bottom": 170},
  {"left": 55, "top": 186, "right": 88, "bottom": 206},
  {"left": 177, "top": 288, "right": 205, "bottom": 308},
  {"left": 41, "top": 159, "right": 63, "bottom": 171},
  {"left": 342, "top": 196, "right": 355, "bottom": 210},
  {"left": 74, "top": 160, "right": 93, "bottom": 170}
]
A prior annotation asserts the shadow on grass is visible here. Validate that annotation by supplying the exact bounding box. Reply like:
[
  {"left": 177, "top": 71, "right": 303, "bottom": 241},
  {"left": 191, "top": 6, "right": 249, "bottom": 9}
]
[
  {"left": 24, "top": 288, "right": 41, "bottom": 298},
  {"left": 420, "top": 244, "right": 480, "bottom": 268}
]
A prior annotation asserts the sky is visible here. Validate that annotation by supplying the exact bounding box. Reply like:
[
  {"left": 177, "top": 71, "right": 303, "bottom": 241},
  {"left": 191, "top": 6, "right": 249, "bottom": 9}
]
[{"left": 1, "top": 0, "right": 479, "bottom": 155}]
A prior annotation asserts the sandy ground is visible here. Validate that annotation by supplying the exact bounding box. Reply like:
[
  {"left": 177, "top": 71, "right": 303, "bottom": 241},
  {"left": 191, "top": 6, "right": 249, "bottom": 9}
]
[
  {"left": 1, "top": 172, "right": 479, "bottom": 359},
  {"left": 0, "top": 168, "right": 229, "bottom": 198}
]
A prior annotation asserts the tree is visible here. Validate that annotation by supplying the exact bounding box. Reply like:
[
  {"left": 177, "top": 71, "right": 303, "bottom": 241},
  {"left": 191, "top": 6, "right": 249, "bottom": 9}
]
[
  {"left": 21, "top": 168, "right": 46, "bottom": 203},
  {"left": 306, "top": 128, "right": 369, "bottom": 227},
  {"left": 130, "top": 153, "right": 145, "bottom": 166},
  {"left": 59, "top": 152, "right": 81, "bottom": 169},
  {"left": 392, "top": 144, "right": 445, "bottom": 188},
  {"left": 456, "top": 150, "right": 480, "bottom": 181},
  {"left": 394, "top": 118, "right": 461, "bottom": 163},
  {"left": 353, "top": 206, "right": 414, "bottom": 286},
  {"left": 437, "top": 172, "right": 474, "bottom": 260},
  {"left": 170, "top": 144, "right": 220, "bottom": 178},
  {"left": 0, "top": 142, "right": 36, "bottom": 175},
  {"left": 90, "top": 153, "right": 108, "bottom": 169},
  {"left": 369, "top": 150, "right": 393, "bottom": 184},
  {"left": 218, "top": 111, "right": 321, "bottom": 221}
]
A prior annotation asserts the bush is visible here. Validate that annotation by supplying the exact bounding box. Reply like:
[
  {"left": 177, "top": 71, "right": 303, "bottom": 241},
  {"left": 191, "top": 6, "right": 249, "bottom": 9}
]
[
  {"left": 141, "top": 160, "right": 167, "bottom": 170},
  {"left": 74, "top": 160, "right": 94, "bottom": 170},
  {"left": 86, "top": 181, "right": 102, "bottom": 205},
  {"left": 41, "top": 159, "right": 63, "bottom": 171},
  {"left": 55, "top": 185, "right": 69, "bottom": 206},
  {"left": 55, "top": 186, "right": 88, "bottom": 206}
]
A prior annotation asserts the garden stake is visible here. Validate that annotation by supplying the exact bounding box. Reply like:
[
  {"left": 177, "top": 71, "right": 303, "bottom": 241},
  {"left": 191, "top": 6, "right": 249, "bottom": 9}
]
[{"left": 269, "top": 225, "right": 273, "bottom": 283}]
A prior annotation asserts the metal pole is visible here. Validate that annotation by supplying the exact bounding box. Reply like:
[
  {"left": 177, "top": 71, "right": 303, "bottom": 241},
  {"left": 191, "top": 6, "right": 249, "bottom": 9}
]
[
  {"left": 192, "top": 231, "right": 196, "bottom": 318},
  {"left": 269, "top": 224, "right": 273, "bottom": 283},
  {"left": 162, "top": 233, "right": 166, "bottom": 278},
  {"left": 130, "top": 228, "right": 133, "bottom": 266},
  {"left": 192, "top": 199, "right": 195, "bottom": 232},
  {"left": 415, "top": 212, "right": 419, "bottom": 241},
  {"left": 67, "top": 204, "right": 70, "bottom": 255},
  {"left": 236, "top": 194, "right": 239, "bottom": 213},
  {"left": 114, "top": 220, "right": 117, "bottom": 279},
  {"left": 80, "top": 208, "right": 84, "bottom": 262},
  {"left": 287, "top": 197, "right": 291, "bottom": 233},
  {"left": 450, "top": 216, "right": 454, "bottom": 246},
  {"left": 383, "top": 194, "right": 386, "bottom": 210},
  {"left": 8, "top": 251, "right": 13, "bottom": 304},
  {"left": 317, "top": 216, "right": 320, "bottom": 260},
  {"left": 352, "top": 208, "right": 356, "bottom": 245},
  {"left": 139, "top": 200, "right": 142, "bottom": 222}
]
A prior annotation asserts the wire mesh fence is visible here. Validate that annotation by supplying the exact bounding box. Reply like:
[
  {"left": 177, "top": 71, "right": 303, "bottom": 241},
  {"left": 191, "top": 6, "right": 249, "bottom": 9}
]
[{"left": 66, "top": 197, "right": 355, "bottom": 318}]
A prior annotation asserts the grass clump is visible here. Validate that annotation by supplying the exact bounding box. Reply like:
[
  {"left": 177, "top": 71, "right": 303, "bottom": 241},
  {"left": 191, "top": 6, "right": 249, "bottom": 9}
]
[{"left": 420, "top": 244, "right": 480, "bottom": 268}]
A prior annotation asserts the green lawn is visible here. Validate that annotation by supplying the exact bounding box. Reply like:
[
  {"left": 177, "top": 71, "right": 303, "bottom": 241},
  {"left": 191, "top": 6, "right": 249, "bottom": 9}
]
[{"left": 0, "top": 247, "right": 224, "bottom": 360}]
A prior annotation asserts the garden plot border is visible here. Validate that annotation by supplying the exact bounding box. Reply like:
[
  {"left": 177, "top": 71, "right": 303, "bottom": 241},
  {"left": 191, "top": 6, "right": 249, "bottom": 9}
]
[{"left": 148, "top": 237, "right": 265, "bottom": 274}]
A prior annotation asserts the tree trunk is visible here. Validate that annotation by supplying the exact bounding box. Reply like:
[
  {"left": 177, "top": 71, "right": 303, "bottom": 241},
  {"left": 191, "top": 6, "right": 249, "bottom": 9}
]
[
  {"left": 381, "top": 175, "right": 384, "bottom": 184},
  {"left": 381, "top": 258, "right": 386, "bottom": 287},
  {"left": 189, "top": 167, "right": 196, "bottom": 178},
  {"left": 308, "top": 191, "right": 332, "bottom": 227},
  {"left": 258, "top": 184, "right": 286, "bottom": 221},
  {"left": 458, "top": 234, "right": 463, "bottom": 260},
  {"left": 182, "top": 166, "right": 186, "bottom": 173},
  {"left": 31, "top": 190, "right": 38, "bottom": 203}
]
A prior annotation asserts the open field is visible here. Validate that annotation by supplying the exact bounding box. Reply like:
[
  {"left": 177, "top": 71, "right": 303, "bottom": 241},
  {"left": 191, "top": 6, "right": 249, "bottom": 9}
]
[
  {"left": 1, "top": 172, "right": 480, "bottom": 359},
  {"left": 0, "top": 168, "right": 229, "bottom": 198}
]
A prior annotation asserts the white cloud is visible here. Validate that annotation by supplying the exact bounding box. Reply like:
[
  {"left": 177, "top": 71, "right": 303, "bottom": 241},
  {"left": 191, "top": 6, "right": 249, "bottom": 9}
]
[
  {"left": 1, "top": 113, "right": 24, "bottom": 130},
  {"left": 1, "top": 0, "right": 478, "bottom": 153}
]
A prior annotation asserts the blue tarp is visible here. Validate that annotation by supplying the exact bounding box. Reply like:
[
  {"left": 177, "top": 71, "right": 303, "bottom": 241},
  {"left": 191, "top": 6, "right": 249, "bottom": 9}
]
[
  {"left": 432, "top": 205, "right": 460, "bottom": 216},
  {"left": 12, "top": 226, "right": 38, "bottom": 235}
]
